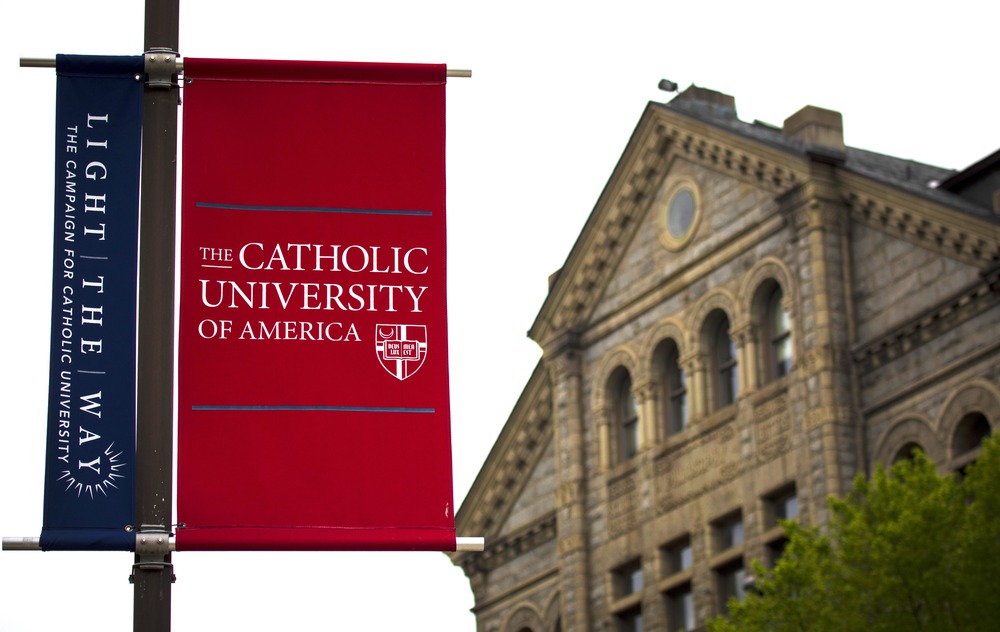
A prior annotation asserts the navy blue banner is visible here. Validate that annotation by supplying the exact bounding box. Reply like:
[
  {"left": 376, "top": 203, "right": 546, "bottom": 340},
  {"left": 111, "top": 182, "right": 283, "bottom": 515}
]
[{"left": 41, "top": 55, "right": 143, "bottom": 551}]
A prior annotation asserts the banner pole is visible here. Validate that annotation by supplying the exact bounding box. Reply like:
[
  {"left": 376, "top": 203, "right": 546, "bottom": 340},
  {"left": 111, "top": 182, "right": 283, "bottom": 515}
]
[{"left": 132, "top": 0, "right": 179, "bottom": 630}]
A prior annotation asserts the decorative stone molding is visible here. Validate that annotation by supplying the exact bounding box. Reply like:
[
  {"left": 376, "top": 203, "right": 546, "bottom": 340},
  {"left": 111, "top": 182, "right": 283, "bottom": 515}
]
[
  {"left": 688, "top": 288, "right": 740, "bottom": 337},
  {"left": 464, "top": 513, "right": 558, "bottom": 575},
  {"left": 653, "top": 420, "right": 744, "bottom": 514},
  {"left": 502, "top": 604, "right": 546, "bottom": 632},
  {"left": 871, "top": 415, "right": 942, "bottom": 466},
  {"left": 938, "top": 381, "right": 1000, "bottom": 461},
  {"left": 642, "top": 318, "right": 687, "bottom": 370},
  {"left": 852, "top": 267, "right": 1000, "bottom": 372},
  {"left": 803, "top": 405, "right": 852, "bottom": 430},
  {"left": 556, "top": 479, "right": 586, "bottom": 509},
  {"left": 540, "top": 126, "right": 673, "bottom": 337},
  {"left": 739, "top": 256, "right": 797, "bottom": 325},
  {"left": 844, "top": 191, "right": 1000, "bottom": 268},
  {"left": 661, "top": 123, "right": 806, "bottom": 194},
  {"left": 556, "top": 532, "right": 587, "bottom": 557}
]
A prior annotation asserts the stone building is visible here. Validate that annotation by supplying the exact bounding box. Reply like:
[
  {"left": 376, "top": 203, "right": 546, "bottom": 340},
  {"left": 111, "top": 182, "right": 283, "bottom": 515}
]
[{"left": 449, "top": 86, "right": 1000, "bottom": 632}]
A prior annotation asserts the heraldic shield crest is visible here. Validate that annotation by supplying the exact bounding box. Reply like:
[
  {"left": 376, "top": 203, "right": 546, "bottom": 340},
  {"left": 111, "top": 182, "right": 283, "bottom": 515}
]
[{"left": 375, "top": 324, "right": 428, "bottom": 381}]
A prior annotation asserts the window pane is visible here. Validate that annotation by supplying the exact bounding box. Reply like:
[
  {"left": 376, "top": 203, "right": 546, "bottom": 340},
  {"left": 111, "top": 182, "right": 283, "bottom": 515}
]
[
  {"left": 622, "top": 419, "right": 639, "bottom": 459},
  {"left": 618, "top": 376, "right": 639, "bottom": 460},
  {"left": 716, "top": 514, "right": 743, "bottom": 550},
  {"left": 630, "top": 567, "right": 643, "bottom": 593},
  {"left": 669, "top": 392, "right": 688, "bottom": 434},
  {"left": 668, "top": 586, "right": 695, "bottom": 632},
  {"left": 663, "top": 346, "right": 687, "bottom": 435},
  {"left": 663, "top": 538, "right": 692, "bottom": 574},
  {"left": 768, "top": 288, "right": 792, "bottom": 378},
  {"left": 615, "top": 559, "right": 643, "bottom": 598},
  {"left": 780, "top": 495, "right": 798, "bottom": 520},
  {"left": 715, "top": 317, "right": 738, "bottom": 406},
  {"left": 728, "top": 521, "right": 744, "bottom": 547},
  {"left": 617, "top": 608, "right": 643, "bottom": 632},
  {"left": 775, "top": 334, "right": 792, "bottom": 377},
  {"left": 718, "top": 563, "right": 746, "bottom": 613}
]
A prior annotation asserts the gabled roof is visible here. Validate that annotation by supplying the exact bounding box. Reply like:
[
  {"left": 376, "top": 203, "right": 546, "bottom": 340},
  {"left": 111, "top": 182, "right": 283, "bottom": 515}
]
[{"left": 528, "top": 86, "right": 1000, "bottom": 348}]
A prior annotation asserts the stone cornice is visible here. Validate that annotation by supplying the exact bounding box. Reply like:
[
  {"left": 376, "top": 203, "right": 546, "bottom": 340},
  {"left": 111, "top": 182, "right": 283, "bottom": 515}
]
[
  {"left": 841, "top": 171, "right": 1000, "bottom": 268},
  {"left": 455, "top": 512, "right": 558, "bottom": 577},
  {"left": 853, "top": 265, "right": 1000, "bottom": 372}
]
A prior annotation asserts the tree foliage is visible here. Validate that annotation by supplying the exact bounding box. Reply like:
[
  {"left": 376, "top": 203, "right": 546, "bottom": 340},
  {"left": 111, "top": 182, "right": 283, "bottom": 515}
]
[{"left": 708, "top": 435, "right": 1000, "bottom": 632}]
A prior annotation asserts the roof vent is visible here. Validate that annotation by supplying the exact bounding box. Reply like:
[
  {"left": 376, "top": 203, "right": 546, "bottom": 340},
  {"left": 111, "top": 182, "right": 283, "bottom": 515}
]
[{"left": 782, "top": 105, "right": 844, "bottom": 152}]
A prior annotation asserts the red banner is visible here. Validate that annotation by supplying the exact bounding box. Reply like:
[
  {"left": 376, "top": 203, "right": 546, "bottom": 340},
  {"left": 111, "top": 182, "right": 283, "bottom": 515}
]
[{"left": 176, "top": 59, "right": 454, "bottom": 551}]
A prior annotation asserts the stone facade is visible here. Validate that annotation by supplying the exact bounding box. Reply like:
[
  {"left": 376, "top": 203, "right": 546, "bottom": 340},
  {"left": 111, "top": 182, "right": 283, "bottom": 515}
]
[{"left": 451, "top": 86, "right": 1000, "bottom": 631}]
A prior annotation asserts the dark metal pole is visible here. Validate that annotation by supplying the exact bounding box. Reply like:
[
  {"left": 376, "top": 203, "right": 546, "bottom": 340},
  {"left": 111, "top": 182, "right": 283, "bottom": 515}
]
[{"left": 133, "top": 0, "right": 179, "bottom": 630}]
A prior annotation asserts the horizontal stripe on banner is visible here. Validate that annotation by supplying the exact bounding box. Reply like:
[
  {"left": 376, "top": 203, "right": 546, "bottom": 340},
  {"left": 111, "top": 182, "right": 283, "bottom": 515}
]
[
  {"left": 191, "top": 405, "right": 435, "bottom": 413},
  {"left": 175, "top": 526, "right": 456, "bottom": 552},
  {"left": 196, "top": 201, "right": 432, "bottom": 216}
]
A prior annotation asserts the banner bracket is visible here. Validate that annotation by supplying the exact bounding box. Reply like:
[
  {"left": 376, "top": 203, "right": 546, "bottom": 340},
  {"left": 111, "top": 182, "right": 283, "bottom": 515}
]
[
  {"left": 131, "top": 525, "right": 175, "bottom": 585},
  {"left": 145, "top": 49, "right": 177, "bottom": 89},
  {"left": 135, "top": 524, "right": 172, "bottom": 557},
  {"left": 129, "top": 562, "right": 176, "bottom": 584}
]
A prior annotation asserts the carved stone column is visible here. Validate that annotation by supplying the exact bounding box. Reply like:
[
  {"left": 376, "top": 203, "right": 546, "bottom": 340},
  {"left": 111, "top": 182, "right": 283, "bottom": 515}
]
[
  {"left": 732, "top": 319, "right": 755, "bottom": 395},
  {"left": 543, "top": 329, "right": 592, "bottom": 632},
  {"left": 781, "top": 163, "right": 858, "bottom": 508},
  {"left": 680, "top": 349, "right": 705, "bottom": 420},
  {"left": 635, "top": 379, "right": 658, "bottom": 449},
  {"left": 594, "top": 406, "right": 612, "bottom": 473}
]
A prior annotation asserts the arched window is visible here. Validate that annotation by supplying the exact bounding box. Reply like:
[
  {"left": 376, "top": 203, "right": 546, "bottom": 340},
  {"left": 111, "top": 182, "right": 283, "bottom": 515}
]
[
  {"left": 615, "top": 371, "right": 639, "bottom": 461},
  {"left": 953, "top": 412, "right": 991, "bottom": 462},
  {"left": 892, "top": 441, "right": 924, "bottom": 464},
  {"left": 713, "top": 315, "right": 739, "bottom": 408},
  {"left": 766, "top": 286, "right": 792, "bottom": 379},
  {"left": 951, "top": 411, "right": 993, "bottom": 476},
  {"left": 657, "top": 340, "right": 688, "bottom": 435}
]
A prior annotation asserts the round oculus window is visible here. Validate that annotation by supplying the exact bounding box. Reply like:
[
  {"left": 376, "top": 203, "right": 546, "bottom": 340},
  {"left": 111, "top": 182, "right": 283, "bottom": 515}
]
[{"left": 667, "top": 188, "right": 695, "bottom": 240}]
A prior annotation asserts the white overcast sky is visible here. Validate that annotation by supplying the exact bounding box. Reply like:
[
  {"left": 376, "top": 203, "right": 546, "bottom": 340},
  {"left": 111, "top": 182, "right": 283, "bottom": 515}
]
[{"left": 2, "top": 1, "right": 998, "bottom": 631}]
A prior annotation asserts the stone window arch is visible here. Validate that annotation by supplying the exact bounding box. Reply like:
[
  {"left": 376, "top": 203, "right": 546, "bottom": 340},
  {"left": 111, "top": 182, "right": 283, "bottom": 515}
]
[
  {"left": 939, "top": 382, "right": 1000, "bottom": 470},
  {"left": 739, "top": 257, "right": 795, "bottom": 392},
  {"left": 873, "top": 416, "right": 942, "bottom": 467},
  {"left": 504, "top": 605, "right": 545, "bottom": 632},
  {"left": 593, "top": 349, "right": 641, "bottom": 471}
]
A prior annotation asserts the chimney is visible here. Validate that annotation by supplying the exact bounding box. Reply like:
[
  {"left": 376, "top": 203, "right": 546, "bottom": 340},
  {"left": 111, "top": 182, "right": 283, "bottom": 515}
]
[
  {"left": 782, "top": 105, "right": 844, "bottom": 152},
  {"left": 671, "top": 85, "right": 737, "bottom": 120}
]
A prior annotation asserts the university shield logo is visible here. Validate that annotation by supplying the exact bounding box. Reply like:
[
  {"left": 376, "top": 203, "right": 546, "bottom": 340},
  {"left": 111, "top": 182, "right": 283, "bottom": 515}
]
[{"left": 375, "top": 324, "right": 428, "bottom": 380}]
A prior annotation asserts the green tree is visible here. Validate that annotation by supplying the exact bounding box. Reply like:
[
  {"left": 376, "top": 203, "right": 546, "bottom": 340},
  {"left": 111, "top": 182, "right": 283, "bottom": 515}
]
[{"left": 709, "top": 435, "right": 1000, "bottom": 632}]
